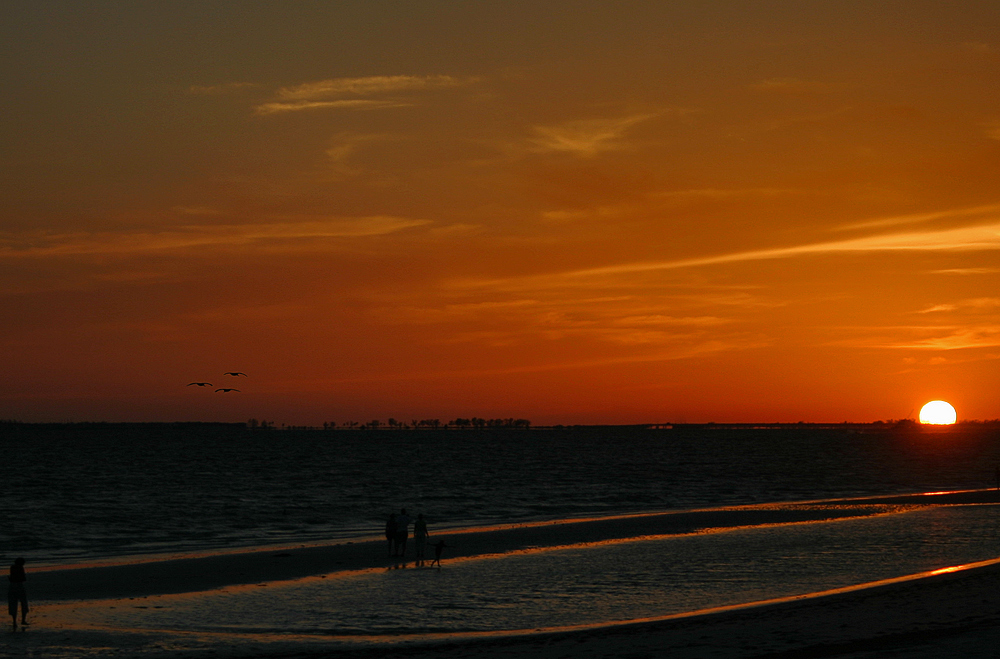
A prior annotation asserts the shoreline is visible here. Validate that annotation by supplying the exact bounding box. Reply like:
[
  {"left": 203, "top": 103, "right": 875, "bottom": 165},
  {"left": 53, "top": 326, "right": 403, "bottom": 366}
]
[
  {"left": 8, "top": 489, "right": 1000, "bottom": 658},
  {"left": 27, "top": 488, "right": 1000, "bottom": 603},
  {"left": 299, "top": 557, "right": 1000, "bottom": 659},
  {"left": 18, "top": 548, "right": 1000, "bottom": 658}
]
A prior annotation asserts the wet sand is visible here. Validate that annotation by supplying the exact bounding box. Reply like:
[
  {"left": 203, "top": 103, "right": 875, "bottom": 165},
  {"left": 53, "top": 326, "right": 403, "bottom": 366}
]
[
  {"left": 310, "top": 559, "right": 1000, "bottom": 659},
  {"left": 9, "top": 489, "right": 1000, "bottom": 658},
  {"left": 16, "top": 557, "right": 1000, "bottom": 658},
  {"left": 30, "top": 489, "right": 999, "bottom": 602}
]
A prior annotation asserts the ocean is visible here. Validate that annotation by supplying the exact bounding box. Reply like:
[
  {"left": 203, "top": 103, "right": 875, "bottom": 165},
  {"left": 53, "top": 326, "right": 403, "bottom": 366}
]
[
  {"left": 3, "top": 422, "right": 1000, "bottom": 565},
  {"left": 4, "top": 422, "right": 1000, "bottom": 651}
]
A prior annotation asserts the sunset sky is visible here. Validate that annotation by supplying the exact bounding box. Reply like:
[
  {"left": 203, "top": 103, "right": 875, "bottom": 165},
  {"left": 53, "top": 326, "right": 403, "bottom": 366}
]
[{"left": 3, "top": 1, "right": 999, "bottom": 424}]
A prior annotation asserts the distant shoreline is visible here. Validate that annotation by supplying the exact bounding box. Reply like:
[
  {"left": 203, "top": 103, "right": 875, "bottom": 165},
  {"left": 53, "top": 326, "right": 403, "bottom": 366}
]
[{"left": 4, "top": 419, "right": 1000, "bottom": 430}]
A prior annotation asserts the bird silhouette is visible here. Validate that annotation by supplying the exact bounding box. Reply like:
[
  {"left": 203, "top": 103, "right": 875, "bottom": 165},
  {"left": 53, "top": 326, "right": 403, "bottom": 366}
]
[
  {"left": 223, "top": 372, "right": 248, "bottom": 377},
  {"left": 187, "top": 382, "right": 213, "bottom": 387},
  {"left": 215, "top": 388, "right": 241, "bottom": 393}
]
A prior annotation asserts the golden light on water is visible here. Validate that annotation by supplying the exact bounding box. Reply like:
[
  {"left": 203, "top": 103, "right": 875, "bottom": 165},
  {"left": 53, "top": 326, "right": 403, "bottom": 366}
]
[{"left": 918, "top": 401, "right": 957, "bottom": 425}]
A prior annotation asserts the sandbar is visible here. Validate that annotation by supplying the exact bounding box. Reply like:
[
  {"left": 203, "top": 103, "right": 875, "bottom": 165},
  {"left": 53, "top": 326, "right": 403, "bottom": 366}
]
[{"left": 9, "top": 489, "right": 1000, "bottom": 658}]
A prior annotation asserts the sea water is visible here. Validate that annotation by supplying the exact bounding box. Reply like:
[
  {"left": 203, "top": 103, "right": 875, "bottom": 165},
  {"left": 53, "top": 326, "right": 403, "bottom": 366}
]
[
  {"left": 50, "top": 504, "right": 1000, "bottom": 637},
  {"left": 3, "top": 423, "right": 1000, "bottom": 564},
  {"left": 5, "top": 423, "right": 1000, "bottom": 653}
]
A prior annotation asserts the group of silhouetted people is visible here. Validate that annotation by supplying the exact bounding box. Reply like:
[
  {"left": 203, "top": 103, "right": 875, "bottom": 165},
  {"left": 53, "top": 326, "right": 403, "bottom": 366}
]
[
  {"left": 8, "top": 557, "right": 28, "bottom": 628},
  {"left": 385, "top": 508, "right": 449, "bottom": 566},
  {"left": 4, "top": 511, "right": 456, "bottom": 631}
]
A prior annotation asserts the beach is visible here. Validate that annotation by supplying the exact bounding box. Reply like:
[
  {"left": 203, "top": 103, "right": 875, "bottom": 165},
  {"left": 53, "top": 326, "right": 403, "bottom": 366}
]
[
  {"left": 317, "top": 560, "right": 1000, "bottom": 659},
  {"left": 8, "top": 489, "right": 1000, "bottom": 658},
  {"left": 12, "top": 562, "right": 1000, "bottom": 658}
]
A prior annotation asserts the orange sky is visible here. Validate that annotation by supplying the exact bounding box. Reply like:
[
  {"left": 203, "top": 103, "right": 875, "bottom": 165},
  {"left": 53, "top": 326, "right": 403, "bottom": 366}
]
[{"left": 2, "top": 1, "right": 999, "bottom": 424}]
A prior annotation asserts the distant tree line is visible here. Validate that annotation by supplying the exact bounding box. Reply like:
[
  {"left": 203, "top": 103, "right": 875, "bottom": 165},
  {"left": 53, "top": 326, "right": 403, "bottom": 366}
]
[
  {"left": 247, "top": 417, "right": 531, "bottom": 430},
  {"left": 244, "top": 417, "right": 1000, "bottom": 432}
]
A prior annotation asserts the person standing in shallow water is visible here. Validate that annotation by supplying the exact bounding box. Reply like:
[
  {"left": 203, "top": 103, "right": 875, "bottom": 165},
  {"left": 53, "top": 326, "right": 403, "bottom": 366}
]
[
  {"left": 8, "top": 557, "right": 28, "bottom": 628},
  {"left": 413, "top": 513, "right": 428, "bottom": 563},
  {"left": 394, "top": 508, "right": 411, "bottom": 557},
  {"left": 385, "top": 513, "right": 397, "bottom": 557}
]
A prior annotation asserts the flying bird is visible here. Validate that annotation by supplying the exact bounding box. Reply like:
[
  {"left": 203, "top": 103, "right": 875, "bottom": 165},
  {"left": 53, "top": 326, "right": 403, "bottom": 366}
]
[
  {"left": 187, "top": 382, "right": 213, "bottom": 387},
  {"left": 223, "top": 372, "right": 248, "bottom": 377},
  {"left": 215, "top": 388, "right": 241, "bottom": 393}
]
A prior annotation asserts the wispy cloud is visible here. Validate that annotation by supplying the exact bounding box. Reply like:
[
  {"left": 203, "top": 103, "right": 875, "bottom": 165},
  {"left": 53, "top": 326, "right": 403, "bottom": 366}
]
[
  {"left": 901, "top": 352, "right": 1000, "bottom": 368},
  {"left": 254, "top": 75, "right": 475, "bottom": 115},
  {"left": 891, "top": 327, "right": 1000, "bottom": 350},
  {"left": 610, "top": 315, "right": 732, "bottom": 327},
  {"left": 918, "top": 298, "right": 1000, "bottom": 313},
  {"left": 0, "top": 216, "right": 431, "bottom": 257},
  {"left": 562, "top": 221, "right": 1000, "bottom": 279},
  {"left": 296, "top": 337, "right": 764, "bottom": 386},
  {"left": 833, "top": 204, "right": 1000, "bottom": 231},
  {"left": 324, "top": 132, "right": 395, "bottom": 174},
  {"left": 385, "top": 288, "right": 752, "bottom": 355},
  {"left": 277, "top": 75, "right": 467, "bottom": 100},
  {"left": 833, "top": 325, "right": 1000, "bottom": 352},
  {"left": 455, "top": 206, "right": 1000, "bottom": 294},
  {"left": 931, "top": 267, "right": 1000, "bottom": 275},
  {"left": 540, "top": 188, "right": 807, "bottom": 223},
  {"left": 255, "top": 99, "right": 410, "bottom": 115},
  {"left": 528, "top": 114, "right": 658, "bottom": 157}
]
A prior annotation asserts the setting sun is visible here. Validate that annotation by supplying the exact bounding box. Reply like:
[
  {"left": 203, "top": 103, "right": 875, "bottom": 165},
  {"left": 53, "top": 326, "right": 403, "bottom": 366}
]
[{"left": 919, "top": 401, "right": 957, "bottom": 425}]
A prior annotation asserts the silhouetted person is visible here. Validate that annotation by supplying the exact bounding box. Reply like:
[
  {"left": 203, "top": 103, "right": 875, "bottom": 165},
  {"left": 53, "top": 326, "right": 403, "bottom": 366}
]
[
  {"left": 394, "top": 508, "right": 411, "bottom": 557},
  {"left": 385, "top": 513, "right": 397, "bottom": 556},
  {"left": 413, "top": 514, "right": 428, "bottom": 563},
  {"left": 430, "top": 540, "right": 450, "bottom": 567},
  {"left": 8, "top": 558, "right": 27, "bottom": 628}
]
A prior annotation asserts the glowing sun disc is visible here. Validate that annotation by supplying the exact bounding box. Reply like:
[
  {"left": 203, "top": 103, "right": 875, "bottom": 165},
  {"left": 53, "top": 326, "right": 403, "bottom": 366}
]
[{"left": 919, "top": 400, "right": 957, "bottom": 425}]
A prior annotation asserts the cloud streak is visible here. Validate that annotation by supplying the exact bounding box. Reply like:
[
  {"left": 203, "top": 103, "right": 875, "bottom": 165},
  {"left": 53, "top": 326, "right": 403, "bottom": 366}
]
[
  {"left": 890, "top": 327, "right": 1000, "bottom": 350},
  {"left": 833, "top": 204, "right": 1000, "bottom": 232},
  {"left": 277, "top": 75, "right": 467, "bottom": 99},
  {"left": 0, "top": 217, "right": 431, "bottom": 257},
  {"left": 931, "top": 267, "right": 1000, "bottom": 275},
  {"left": 563, "top": 221, "right": 1000, "bottom": 279},
  {"left": 918, "top": 298, "right": 1000, "bottom": 313},
  {"left": 528, "top": 114, "right": 658, "bottom": 157},
  {"left": 254, "top": 75, "right": 475, "bottom": 115},
  {"left": 255, "top": 100, "right": 411, "bottom": 115}
]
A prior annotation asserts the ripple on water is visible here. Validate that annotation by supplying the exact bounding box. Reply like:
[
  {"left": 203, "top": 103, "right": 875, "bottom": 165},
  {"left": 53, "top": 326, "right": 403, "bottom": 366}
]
[{"left": 58, "top": 504, "right": 1000, "bottom": 637}]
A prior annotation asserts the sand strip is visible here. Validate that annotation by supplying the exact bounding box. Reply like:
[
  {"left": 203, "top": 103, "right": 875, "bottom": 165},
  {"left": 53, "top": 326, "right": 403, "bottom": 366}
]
[
  {"left": 12, "top": 490, "right": 1000, "bottom": 658},
  {"left": 28, "top": 489, "right": 1000, "bottom": 603},
  {"left": 18, "top": 556, "right": 1000, "bottom": 659}
]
